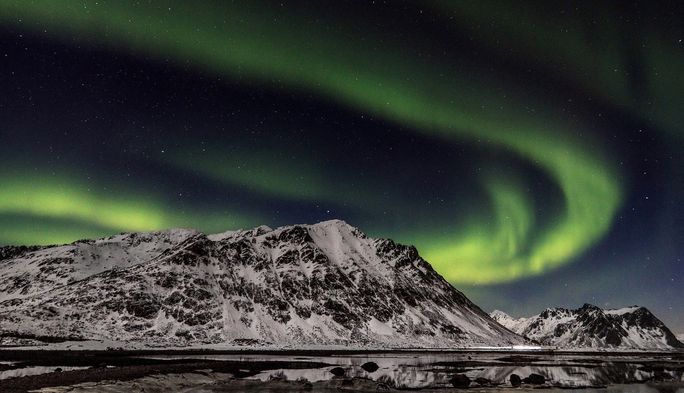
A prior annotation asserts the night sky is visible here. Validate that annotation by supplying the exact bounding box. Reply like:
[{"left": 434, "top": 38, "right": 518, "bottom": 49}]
[{"left": 1, "top": 1, "right": 683, "bottom": 331}]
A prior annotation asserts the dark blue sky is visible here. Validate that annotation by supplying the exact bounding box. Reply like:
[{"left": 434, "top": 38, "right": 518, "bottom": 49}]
[{"left": 0, "top": 1, "right": 682, "bottom": 332}]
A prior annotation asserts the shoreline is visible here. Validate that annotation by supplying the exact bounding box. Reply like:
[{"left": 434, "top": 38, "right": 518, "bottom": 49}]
[{"left": 0, "top": 348, "right": 682, "bottom": 392}]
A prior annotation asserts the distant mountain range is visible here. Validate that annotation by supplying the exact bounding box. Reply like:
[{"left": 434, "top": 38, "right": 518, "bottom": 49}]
[
  {"left": 491, "top": 304, "right": 683, "bottom": 350},
  {"left": 1, "top": 219, "right": 680, "bottom": 350},
  {"left": 0, "top": 220, "right": 523, "bottom": 348}
]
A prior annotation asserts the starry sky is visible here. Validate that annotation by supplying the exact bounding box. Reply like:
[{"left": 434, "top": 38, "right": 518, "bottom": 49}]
[{"left": 0, "top": 1, "right": 683, "bottom": 331}]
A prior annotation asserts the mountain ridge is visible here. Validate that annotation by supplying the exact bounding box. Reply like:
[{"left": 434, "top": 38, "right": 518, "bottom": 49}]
[
  {"left": 0, "top": 220, "right": 524, "bottom": 348},
  {"left": 491, "top": 304, "right": 683, "bottom": 350}
]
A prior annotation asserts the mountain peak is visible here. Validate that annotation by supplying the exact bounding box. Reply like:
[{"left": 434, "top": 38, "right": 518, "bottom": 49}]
[
  {"left": 0, "top": 221, "right": 524, "bottom": 348},
  {"left": 280, "top": 219, "right": 365, "bottom": 239},
  {"left": 490, "top": 309, "right": 511, "bottom": 319},
  {"left": 309, "top": 218, "right": 355, "bottom": 228},
  {"left": 579, "top": 303, "right": 602, "bottom": 312},
  {"left": 494, "top": 304, "right": 683, "bottom": 349},
  {"left": 207, "top": 225, "right": 273, "bottom": 241}
]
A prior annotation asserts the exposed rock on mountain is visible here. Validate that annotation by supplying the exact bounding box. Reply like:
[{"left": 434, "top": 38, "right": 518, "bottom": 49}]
[
  {"left": 0, "top": 220, "right": 524, "bottom": 348},
  {"left": 491, "top": 304, "right": 683, "bottom": 349}
]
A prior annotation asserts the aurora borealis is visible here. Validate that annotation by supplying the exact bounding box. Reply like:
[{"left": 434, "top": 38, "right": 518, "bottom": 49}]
[{"left": 0, "top": 1, "right": 682, "bottom": 330}]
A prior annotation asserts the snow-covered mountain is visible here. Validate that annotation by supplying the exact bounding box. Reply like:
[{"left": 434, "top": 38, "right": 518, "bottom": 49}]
[
  {"left": 491, "top": 304, "right": 683, "bottom": 350},
  {"left": 0, "top": 220, "right": 524, "bottom": 348}
]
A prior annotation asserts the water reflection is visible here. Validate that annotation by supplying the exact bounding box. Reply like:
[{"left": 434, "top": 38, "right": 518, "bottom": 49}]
[{"left": 143, "top": 352, "right": 684, "bottom": 390}]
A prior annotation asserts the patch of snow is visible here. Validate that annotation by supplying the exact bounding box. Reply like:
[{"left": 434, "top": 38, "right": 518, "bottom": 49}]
[
  {"left": 605, "top": 306, "right": 641, "bottom": 315},
  {"left": 31, "top": 371, "right": 233, "bottom": 392},
  {"left": 0, "top": 366, "right": 89, "bottom": 380}
]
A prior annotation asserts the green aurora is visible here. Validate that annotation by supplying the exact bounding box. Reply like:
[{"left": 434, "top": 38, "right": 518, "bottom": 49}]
[
  {"left": 431, "top": 1, "right": 684, "bottom": 142},
  {"left": 3, "top": 1, "right": 680, "bottom": 287},
  {"left": 0, "top": 168, "right": 260, "bottom": 245}
]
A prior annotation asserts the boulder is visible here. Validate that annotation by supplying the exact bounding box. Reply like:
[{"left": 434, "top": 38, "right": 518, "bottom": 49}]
[
  {"left": 329, "top": 367, "right": 346, "bottom": 377},
  {"left": 523, "top": 373, "right": 545, "bottom": 385},
  {"left": 450, "top": 374, "right": 471, "bottom": 388},
  {"left": 361, "top": 361, "right": 379, "bottom": 373}
]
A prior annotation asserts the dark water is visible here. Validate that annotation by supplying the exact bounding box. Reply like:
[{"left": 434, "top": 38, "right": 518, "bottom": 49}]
[
  {"left": 0, "top": 350, "right": 682, "bottom": 391},
  {"left": 140, "top": 351, "right": 684, "bottom": 391}
]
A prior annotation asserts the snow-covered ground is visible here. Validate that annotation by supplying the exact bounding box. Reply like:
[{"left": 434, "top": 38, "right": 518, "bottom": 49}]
[
  {"left": 30, "top": 371, "right": 234, "bottom": 393},
  {"left": 0, "top": 366, "right": 89, "bottom": 381}
]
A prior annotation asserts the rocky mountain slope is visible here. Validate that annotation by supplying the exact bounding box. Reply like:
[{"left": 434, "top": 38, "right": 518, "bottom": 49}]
[
  {"left": 0, "top": 220, "right": 524, "bottom": 348},
  {"left": 491, "top": 304, "right": 683, "bottom": 349}
]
